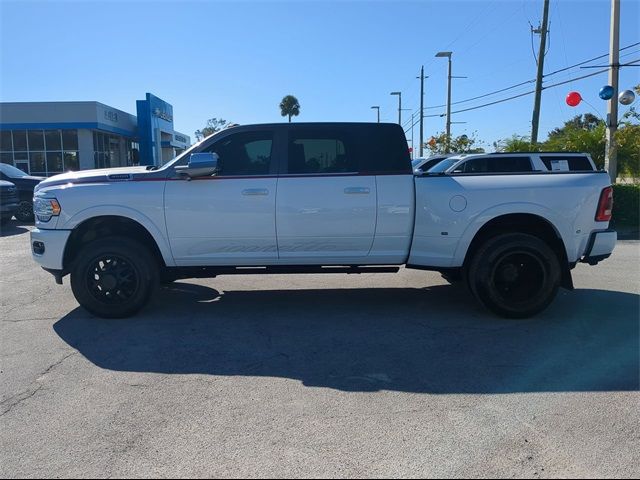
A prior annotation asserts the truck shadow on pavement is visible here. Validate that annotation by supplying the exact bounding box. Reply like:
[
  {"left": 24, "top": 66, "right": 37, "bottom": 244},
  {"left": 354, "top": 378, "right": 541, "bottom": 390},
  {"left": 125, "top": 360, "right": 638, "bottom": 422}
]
[
  {"left": 0, "top": 221, "right": 30, "bottom": 237},
  {"left": 53, "top": 283, "right": 640, "bottom": 394}
]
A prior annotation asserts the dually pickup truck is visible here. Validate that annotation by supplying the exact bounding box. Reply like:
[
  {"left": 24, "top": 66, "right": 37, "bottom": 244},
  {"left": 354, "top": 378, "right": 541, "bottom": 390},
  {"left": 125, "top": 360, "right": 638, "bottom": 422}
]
[{"left": 30, "top": 122, "right": 616, "bottom": 319}]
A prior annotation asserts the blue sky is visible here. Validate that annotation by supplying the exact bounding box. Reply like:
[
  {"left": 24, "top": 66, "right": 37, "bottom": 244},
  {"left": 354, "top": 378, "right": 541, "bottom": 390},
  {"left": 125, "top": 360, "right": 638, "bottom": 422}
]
[{"left": 1, "top": 0, "right": 638, "bottom": 150}]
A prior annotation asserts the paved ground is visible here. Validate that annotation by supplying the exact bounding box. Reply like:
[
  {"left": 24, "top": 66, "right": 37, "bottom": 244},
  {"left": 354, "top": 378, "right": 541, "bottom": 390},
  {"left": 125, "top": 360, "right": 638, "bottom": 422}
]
[{"left": 1, "top": 223, "right": 639, "bottom": 478}]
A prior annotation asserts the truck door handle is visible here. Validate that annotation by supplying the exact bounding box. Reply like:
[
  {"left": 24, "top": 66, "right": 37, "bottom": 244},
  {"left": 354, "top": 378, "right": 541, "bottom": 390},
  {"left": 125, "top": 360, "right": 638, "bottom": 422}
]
[
  {"left": 242, "top": 188, "right": 269, "bottom": 196},
  {"left": 344, "top": 187, "right": 370, "bottom": 194}
]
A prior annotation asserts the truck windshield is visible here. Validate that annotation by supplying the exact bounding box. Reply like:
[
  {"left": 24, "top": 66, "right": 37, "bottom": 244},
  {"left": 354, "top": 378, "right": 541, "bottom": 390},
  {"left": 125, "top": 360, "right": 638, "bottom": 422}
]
[
  {"left": 161, "top": 133, "right": 219, "bottom": 169},
  {"left": 0, "top": 163, "right": 29, "bottom": 178}
]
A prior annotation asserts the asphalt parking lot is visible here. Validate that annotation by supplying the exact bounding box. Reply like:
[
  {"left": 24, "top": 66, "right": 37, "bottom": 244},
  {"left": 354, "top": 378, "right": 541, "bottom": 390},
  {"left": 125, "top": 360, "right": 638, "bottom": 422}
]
[{"left": 1, "top": 223, "right": 639, "bottom": 478}]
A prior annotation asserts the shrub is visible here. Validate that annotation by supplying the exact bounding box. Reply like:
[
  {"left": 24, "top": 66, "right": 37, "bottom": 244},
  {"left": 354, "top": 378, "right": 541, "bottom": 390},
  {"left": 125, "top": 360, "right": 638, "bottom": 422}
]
[{"left": 612, "top": 184, "right": 639, "bottom": 226}]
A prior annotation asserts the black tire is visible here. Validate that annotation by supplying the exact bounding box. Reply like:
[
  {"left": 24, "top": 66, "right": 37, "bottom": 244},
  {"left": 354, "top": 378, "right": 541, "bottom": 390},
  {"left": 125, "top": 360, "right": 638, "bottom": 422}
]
[
  {"left": 15, "top": 200, "right": 34, "bottom": 222},
  {"left": 70, "top": 236, "right": 159, "bottom": 318},
  {"left": 441, "top": 270, "right": 462, "bottom": 284},
  {"left": 467, "top": 233, "right": 561, "bottom": 319}
]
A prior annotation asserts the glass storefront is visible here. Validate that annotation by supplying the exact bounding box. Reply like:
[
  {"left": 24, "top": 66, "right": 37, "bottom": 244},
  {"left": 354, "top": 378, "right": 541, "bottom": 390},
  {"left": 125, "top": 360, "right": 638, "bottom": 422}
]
[{"left": 0, "top": 129, "right": 80, "bottom": 176}]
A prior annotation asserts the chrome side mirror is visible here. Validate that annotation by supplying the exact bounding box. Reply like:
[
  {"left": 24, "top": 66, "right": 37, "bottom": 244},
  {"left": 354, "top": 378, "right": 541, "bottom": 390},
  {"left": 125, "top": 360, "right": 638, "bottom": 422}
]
[{"left": 175, "top": 152, "right": 219, "bottom": 178}]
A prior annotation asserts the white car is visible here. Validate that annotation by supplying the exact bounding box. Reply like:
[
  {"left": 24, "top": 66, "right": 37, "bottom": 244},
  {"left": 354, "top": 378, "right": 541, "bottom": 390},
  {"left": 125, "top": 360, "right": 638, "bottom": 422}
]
[
  {"left": 425, "top": 151, "right": 598, "bottom": 174},
  {"left": 30, "top": 123, "right": 616, "bottom": 319}
]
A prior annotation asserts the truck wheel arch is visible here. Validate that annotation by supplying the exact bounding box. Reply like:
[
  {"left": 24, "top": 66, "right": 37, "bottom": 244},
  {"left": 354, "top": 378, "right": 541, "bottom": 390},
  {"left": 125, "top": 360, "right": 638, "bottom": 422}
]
[
  {"left": 62, "top": 214, "right": 173, "bottom": 271},
  {"left": 460, "top": 212, "right": 574, "bottom": 290}
]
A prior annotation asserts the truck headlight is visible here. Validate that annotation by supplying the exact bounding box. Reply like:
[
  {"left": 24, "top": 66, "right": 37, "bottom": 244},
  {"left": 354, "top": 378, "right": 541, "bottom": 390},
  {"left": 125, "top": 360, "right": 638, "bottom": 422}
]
[{"left": 34, "top": 197, "right": 61, "bottom": 222}]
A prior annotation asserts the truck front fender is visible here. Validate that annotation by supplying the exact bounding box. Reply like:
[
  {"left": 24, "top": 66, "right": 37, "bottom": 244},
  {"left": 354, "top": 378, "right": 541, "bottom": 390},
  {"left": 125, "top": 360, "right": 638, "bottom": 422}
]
[{"left": 60, "top": 205, "right": 176, "bottom": 267}]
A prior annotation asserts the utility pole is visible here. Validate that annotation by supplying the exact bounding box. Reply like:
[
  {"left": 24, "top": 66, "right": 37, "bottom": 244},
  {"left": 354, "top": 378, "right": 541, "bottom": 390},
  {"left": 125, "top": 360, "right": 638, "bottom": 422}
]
[
  {"left": 530, "top": 0, "right": 550, "bottom": 145},
  {"left": 604, "top": 0, "right": 620, "bottom": 183},
  {"left": 418, "top": 66, "right": 425, "bottom": 156}
]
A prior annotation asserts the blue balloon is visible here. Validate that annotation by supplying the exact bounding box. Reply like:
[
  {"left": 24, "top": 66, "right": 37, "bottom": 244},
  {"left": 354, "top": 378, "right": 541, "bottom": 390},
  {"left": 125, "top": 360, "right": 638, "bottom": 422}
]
[{"left": 599, "top": 85, "right": 614, "bottom": 100}]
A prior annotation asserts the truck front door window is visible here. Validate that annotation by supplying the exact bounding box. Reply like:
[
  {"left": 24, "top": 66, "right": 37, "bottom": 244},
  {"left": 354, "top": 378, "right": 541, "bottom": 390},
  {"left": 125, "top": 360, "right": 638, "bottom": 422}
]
[{"left": 204, "top": 132, "right": 273, "bottom": 176}]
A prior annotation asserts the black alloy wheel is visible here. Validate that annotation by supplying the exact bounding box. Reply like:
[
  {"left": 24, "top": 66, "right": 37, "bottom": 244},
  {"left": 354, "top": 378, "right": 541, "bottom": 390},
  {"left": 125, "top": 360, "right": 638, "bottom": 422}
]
[
  {"left": 71, "top": 236, "right": 158, "bottom": 318},
  {"left": 86, "top": 255, "right": 141, "bottom": 305},
  {"left": 468, "top": 233, "right": 561, "bottom": 318},
  {"left": 15, "top": 200, "right": 34, "bottom": 222}
]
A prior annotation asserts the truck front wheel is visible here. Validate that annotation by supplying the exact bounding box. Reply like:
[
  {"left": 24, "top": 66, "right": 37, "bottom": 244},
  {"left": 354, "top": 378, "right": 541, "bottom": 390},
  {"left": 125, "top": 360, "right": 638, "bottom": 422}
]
[
  {"left": 467, "top": 233, "right": 561, "bottom": 319},
  {"left": 70, "top": 236, "right": 158, "bottom": 318}
]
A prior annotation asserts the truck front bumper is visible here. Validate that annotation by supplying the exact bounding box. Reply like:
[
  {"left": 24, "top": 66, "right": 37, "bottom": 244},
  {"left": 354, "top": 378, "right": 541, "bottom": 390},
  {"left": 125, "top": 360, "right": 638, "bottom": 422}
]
[
  {"left": 581, "top": 229, "right": 617, "bottom": 265},
  {"left": 30, "top": 228, "right": 71, "bottom": 271},
  {"left": 1, "top": 201, "right": 19, "bottom": 215}
]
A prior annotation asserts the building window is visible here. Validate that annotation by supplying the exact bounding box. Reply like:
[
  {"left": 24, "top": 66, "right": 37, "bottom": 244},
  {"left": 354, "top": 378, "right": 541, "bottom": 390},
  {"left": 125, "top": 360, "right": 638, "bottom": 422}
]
[
  {"left": 46, "top": 151, "right": 64, "bottom": 174},
  {"left": 30, "top": 152, "right": 46, "bottom": 176},
  {"left": 0, "top": 129, "right": 80, "bottom": 176},
  {"left": 64, "top": 151, "right": 79, "bottom": 171},
  {"left": 1, "top": 131, "right": 12, "bottom": 151},
  {"left": 62, "top": 130, "right": 78, "bottom": 150},
  {"left": 28, "top": 130, "right": 45, "bottom": 151},
  {"left": 13, "top": 130, "right": 27, "bottom": 151},
  {"left": 44, "top": 130, "right": 62, "bottom": 151}
]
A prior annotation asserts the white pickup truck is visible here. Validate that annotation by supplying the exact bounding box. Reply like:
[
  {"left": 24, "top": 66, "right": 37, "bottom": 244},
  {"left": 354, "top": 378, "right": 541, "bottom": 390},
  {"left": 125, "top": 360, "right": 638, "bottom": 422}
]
[{"left": 30, "top": 123, "right": 616, "bottom": 319}]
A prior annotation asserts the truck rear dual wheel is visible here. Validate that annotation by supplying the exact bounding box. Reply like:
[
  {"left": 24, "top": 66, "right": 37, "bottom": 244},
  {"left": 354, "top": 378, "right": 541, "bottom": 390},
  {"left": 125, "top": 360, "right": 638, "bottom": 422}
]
[
  {"left": 70, "top": 236, "right": 158, "bottom": 318},
  {"left": 468, "top": 233, "right": 561, "bottom": 319}
]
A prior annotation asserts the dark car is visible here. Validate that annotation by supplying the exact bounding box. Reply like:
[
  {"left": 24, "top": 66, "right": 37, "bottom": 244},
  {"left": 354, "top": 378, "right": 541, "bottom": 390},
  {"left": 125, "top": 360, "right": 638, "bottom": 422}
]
[
  {"left": 0, "top": 164, "right": 45, "bottom": 222},
  {"left": 0, "top": 180, "right": 19, "bottom": 225}
]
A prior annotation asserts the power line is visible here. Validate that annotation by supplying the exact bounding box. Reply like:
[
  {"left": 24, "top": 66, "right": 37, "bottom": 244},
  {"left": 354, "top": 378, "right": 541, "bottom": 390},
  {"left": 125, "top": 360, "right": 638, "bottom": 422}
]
[
  {"left": 403, "top": 59, "right": 638, "bottom": 132},
  {"left": 424, "top": 79, "right": 536, "bottom": 110},
  {"left": 544, "top": 41, "right": 639, "bottom": 77},
  {"left": 420, "top": 41, "right": 640, "bottom": 111}
]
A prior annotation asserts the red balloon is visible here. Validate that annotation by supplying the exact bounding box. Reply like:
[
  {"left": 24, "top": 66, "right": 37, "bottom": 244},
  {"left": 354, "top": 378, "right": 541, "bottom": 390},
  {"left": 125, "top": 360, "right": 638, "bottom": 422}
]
[{"left": 566, "top": 91, "right": 582, "bottom": 107}]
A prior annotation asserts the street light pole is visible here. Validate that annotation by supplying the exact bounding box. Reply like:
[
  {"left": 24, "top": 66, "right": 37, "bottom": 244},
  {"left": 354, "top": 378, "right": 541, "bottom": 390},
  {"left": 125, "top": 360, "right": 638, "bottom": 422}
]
[
  {"left": 436, "top": 51, "right": 453, "bottom": 153},
  {"left": 371, "top": 105, "right": 380, "bottom": 123},
  {"left": 390, "top": 91, "right": 402, "bottom": 125}
]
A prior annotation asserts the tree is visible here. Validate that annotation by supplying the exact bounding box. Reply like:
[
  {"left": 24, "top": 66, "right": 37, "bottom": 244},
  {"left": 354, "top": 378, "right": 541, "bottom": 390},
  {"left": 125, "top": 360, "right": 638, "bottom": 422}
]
[
  {"left": 424, "top": 132, "right": 485, "bottom": 155},
  {"left": 544, "top": 119, "right": 607, "bottom": 168},
  {"left": 494, "top": 135, "right": 539, "bottom": 152},
  {"left": 548, "top": 113, "right": 601, "bottom": 139},
  {"left": 194, "top": 118, "right": 229, "bottom": 142},
  {"left": 496, "top": 109, "right": 639, "bottom": 176},
  {"left": 616, "top": 84, "right": 640, "bottom": 177},
  {"left": 279, "top": 95, "right": 300, "bottom": 122}
]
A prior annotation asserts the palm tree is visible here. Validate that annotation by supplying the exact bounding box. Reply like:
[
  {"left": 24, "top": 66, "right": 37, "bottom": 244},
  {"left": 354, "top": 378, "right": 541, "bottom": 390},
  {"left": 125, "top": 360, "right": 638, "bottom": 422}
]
[{"left": 279, "top": 95, "right": 300, "bottom": 123}]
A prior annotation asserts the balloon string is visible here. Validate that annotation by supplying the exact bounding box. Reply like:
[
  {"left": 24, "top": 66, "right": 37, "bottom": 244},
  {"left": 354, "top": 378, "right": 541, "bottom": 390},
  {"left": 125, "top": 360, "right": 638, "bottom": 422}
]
[{"left": 579, "top": 98, "right": 606, "bottom": 122}]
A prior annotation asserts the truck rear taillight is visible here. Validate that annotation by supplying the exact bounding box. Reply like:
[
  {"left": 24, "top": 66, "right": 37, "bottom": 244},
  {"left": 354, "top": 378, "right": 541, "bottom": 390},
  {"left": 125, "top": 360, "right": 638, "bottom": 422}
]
[{"left": 595, "top": 186, "right": 613, "bottom": 222}]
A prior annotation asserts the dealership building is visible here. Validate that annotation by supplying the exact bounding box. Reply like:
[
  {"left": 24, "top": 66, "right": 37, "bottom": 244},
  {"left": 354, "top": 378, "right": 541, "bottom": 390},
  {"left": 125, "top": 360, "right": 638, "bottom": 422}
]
[{"left": 0, "top": 93, "right": 190, "bottom": 176}]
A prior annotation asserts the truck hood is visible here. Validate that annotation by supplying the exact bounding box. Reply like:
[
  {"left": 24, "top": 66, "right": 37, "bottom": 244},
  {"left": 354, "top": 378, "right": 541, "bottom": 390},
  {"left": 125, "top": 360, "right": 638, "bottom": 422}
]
[{"left": 35, "top": 166, "right": 160, "bottom": 191}]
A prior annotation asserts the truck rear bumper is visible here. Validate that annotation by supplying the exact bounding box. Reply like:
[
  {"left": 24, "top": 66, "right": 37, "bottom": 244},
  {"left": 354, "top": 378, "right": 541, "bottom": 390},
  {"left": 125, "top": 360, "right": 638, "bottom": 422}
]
[
  {"left": 581, "top": 229, "right": 616, "bottom": 265},
  {"left": 30, "top": 228, "right": 71, "bottom": 270}
]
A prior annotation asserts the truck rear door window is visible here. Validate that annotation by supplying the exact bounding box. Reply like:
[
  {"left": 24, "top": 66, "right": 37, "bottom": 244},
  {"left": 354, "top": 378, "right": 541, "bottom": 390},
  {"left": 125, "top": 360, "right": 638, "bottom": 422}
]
[
  {"left": 287, "top": 132, "right": 357, "bottom": 174},
  {"left": 284, "top": 124, "right": 411, "bottom": 175},
  {"left": 540, "top": 155, "right": 593, "bottom": 171}
]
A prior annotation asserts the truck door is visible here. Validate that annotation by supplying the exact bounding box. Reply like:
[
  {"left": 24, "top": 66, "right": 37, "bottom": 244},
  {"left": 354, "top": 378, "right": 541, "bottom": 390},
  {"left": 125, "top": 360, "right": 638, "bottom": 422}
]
[
  {"left": 164, "top": 128, "right": 279, "bottom": 265},
  {"left": 275, "top": 126, "right": 377, "bottom": 262}
]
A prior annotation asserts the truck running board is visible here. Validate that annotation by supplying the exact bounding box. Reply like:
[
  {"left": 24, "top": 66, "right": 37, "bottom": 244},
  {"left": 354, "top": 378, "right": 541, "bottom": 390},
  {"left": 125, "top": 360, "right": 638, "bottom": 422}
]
[{"left": 167, "top": 265, "right": 400, "bottom": 279}]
